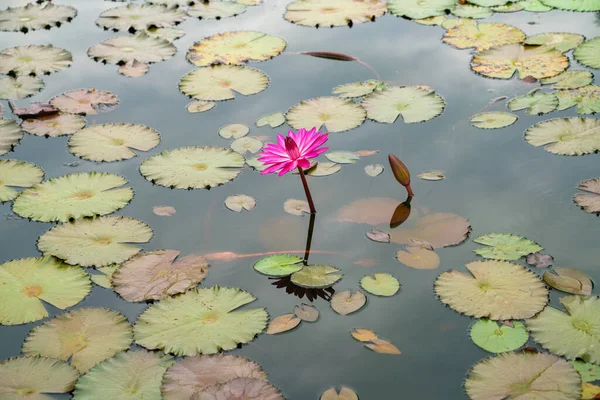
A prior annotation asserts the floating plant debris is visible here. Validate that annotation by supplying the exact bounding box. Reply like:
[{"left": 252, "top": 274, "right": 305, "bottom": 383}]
[
  {"left": 526, "top": 252, "right": 554, "bottom": 268},
  {"left": 153, "top": 205, "right": 176, "bottom": 216},
  {"left": 134, "top": 286, "right": 268, "bottom": 355},
  {"left": 417, "top": 169, "right": 445, "bottom": 181},
  {"left": 13, "top": 172, "right": 133, "bottom": 222},
  {"left": 22, "top": 308, "right": 132, "bottom": 373}
]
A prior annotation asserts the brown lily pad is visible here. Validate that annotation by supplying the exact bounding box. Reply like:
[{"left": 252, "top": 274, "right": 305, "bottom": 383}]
[
  {"left": 543, "top": 267, "right": 593, "bottom": 296},
  {"left": 389, "top": 213, "right": 471, "bottom": 248}
]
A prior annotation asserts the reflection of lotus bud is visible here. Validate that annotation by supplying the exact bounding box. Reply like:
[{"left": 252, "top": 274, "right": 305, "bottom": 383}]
[
  {"left": 388, "top": 154, "right": 414, "bottom": 196},
  {"left": 390, "top": 195, "right": 412, "bottom": 229}
]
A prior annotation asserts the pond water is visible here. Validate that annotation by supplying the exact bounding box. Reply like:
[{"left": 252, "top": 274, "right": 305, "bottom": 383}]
[{"left": 1, "top": 0, "right": 599, "bottom": 398}]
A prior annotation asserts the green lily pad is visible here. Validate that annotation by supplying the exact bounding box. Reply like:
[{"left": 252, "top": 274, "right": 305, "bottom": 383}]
[
  {"left": 306, "top": 161, "right": 342, "bottom": 176},
  {"left": 0, "top": 45, "right": 72, "bottom": 76},
  {"left": 286, "top": 96, "right": 366, "bottom": 133},
  {"left": 187, "top": 1, "right": 247, "bottom": 19},
  {"left": 467, "top": 0, "right": 509, "bottom": 5},
  {"left": 325, "top": 151, "right": 360, "bottom": 164},
  {"left": 22, "top": 308, "right": 132, "bottom": 373},
  {"left": 538, "top": 0, "right": 600, "bottom": 11},
  {"left": 186, "top": 31, "right": 286, "bottom": 67},
  {"left": 508, "top": 93, "right": 558, "bottom": 115},
  {"left": 491, "top": 2, "right": 525, "bottom": 11},
  {"left": 522, "top": 0, "right": 553, "bottom": 10},
  {"left": 37, "top": 216, "right": 153, "bottom": 267},
  {"left": 470, "top": 319, "right": 529, "bottom": 353},
  {"left": 291, "top": 265, "right": 343, "bottom": 288},
  {"left": 68, "top": 123, "right": 160, "bottom": 162},
  {"left": 73, "top": 350, "right": 174, "bottom": 400},
  {"left": 13, "top": 172, "right": 133, "bottom": 222},
  {"left": 443, "top": 21, "right": 525, "bottom": 51},
  {"left": 528, "top": 296, "right": 600, "bottom": 363},
  {"left": 0, "top": 3, "right": 77, "bottom": 33},
  {"left": 451, "top": 4, "right": 493, "bottom": 18},
  {"left": 414, "top": 15, "right": 449, "bottom": 25},
  {"left": 524, "top": 32, "right": 585, "bottom": 52},
  {"left": 112, "top": 250, "right": 209, "bottom": 302},
  {"left": 0, "top": 118, "right": 23, "bottom": 155},
  {"left": 0, "top": 256, "right": 91, "bottom": 325},
  {"left": 473, "top": 233, "right": 543, "bottom": 260},
  {"left": 571, "top": 360, "right": 600, "bottom": 382},
  {"left": 388, "top": 0, "right": 456, "bottom": 19},
  {"left": 555, "top": 86, "right": 600, "bottom": 114},
  {"left": 434, "top": 260, "right": 548, "bottom": 320},
  {"left": 0, "top": 356, "right": 79, "bottom": 399},
  {"left": 88, "top": 33, "right": 176, "bottom": 65},
  {"left": 22, "top": 113, "right": 86, "bottom": 137},
  {"left": 332, "top": 80, "right": 388, "bottom": 98},
  {"left": 470, "top": 112, "right": 517, "bottom": 129},
  {"left": 179, "top": 65, "right": 269, "bottom": 101},
  {"left": 0, "top": 75, "right": 44, "bottom": 100},
  {"left": 360, "top": 273, "right": 400, "bottom": 296},
  {"left": 96, "top": 3, "right": 186, "bottom": 32},
  {"left": 256, "top": 112, "right": 285, "bottom": 128},
  {"left": 361, "top": 86, "right": 445, "bottom": 124},
  {"left": 0, "top": 160, "right": 43, "bottom": 203},
  {"left": 540, "top": 70, "right": 593, "bottom": 89},
  {"left": 471, "top": 43, "right": 568, "bottom": 79},
  {"left": 284, "top": 0, "right": 386, "bottom": 27},
  {"left": 134, "top": 286, "right": 268, "bottom": 356},
  {"left": 162, "top": 354, "right": 268, "bottom": 399},
  {"left": 140, "top": 146, "right": 245, "bottom": 189},
  {"left": 574, "top": 37, "right": 600, "bottom": 68},
  {"left": 465, "top": 352, "right": 581, "bottom": 399},
  {"left": 253, "top": 254, "right": 303, "bottom": 277},
  {"left": 245, "top": 156, "right": 267, "bottom": 172},
  {"left": 524, "top": 117, "right": 600, "bottom": 156}
]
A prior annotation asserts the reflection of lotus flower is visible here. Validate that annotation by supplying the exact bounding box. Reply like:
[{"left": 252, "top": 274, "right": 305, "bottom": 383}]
[{"left": 258, "top": 128, "right": 328, "bottom": 176}]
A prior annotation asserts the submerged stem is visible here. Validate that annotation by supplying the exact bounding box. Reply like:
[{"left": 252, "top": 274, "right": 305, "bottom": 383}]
[{"left": 297, "top": 166, "right": 316, "bottom": 214}]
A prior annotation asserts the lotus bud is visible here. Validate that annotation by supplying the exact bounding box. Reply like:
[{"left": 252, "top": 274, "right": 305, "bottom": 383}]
[{"left": 388, "top": 154, "right": 414, "bottom": 196}]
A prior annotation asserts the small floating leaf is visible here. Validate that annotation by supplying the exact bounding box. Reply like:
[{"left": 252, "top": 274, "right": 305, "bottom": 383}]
[
  {"left": 364, "top": 164, "right": 384, "bottom": 177},
  {"left": 284, "top": 0, "right": 386, "bottom": 27},
  {"left": 320, "top": 387, "right": 359, "bottom": 400},
  {"left": 284, "top": 198, "right": 310, "bottom": 216},
  {"left": 0, "top": 160, "right": 43, "bottom": 202},
  {"left": 331, "top": 290, "right": 366, "bottom": 315},
  {"left": 465, "top": 352, "right": 581, "bottom": 399},
  {"left": 219, "top": 123, "right": 249, "bottom": 139},
  {"left": 37, "top": 216, "right": 153, "bottom": 267},
  {"left": 470, "top": 319, "right": 528, "bottom": 353},
  {"left": 13, "top": 172, "right": 133, "bottom": 222},
  {"left": 305, "top": 161, "right": 341, "bottom": 176},
  {"left": 524, "top": 117, "right": 600, "bottom": 156},
  {"left": 508, "top": 92, "right": 559, "bottom": 115},
  {"left": 360, "top": 273, "right": 400, "bottom": 296},
  {"left": 294, "top": 304, "right": 319, "bottom": 322},
  {"left": 230, "top": 137, "right": 262, "bottom": 154},
  {"left": 435, "top": 260, "right": 548, "bottom": 320},
  {"left": 22, "top": 307, "right": 132, "bottom": 373},
  {"left": 543, "top": 267, "right": 592, "bottom": 295},
  {"left": 526, "top": 252, "right": 554, "bottom": 268},
  {"left": 473, "top": 233, "right": 543, "bottom": 260},
  {"left": 350, "top": 328, "right": 377, "bottom": 342},
  {"left": 395, "top": 246, "right": 440, "bottom": 269},
  {"left": 325, "top": 151, "right": 360, "bottom": 164},
  {"left": 0, "top": 257, "right": 91, "bottom": 325},
  {"left": 365, "top": 338, "right": 401, "bottom": 355},
  {"left": 256, "top": 112, "right": 285, "bottom": 128},
  {"left": 471, "top": 43, "right": 568, "bottom": 80},
  {"left": 134, "top": 286, "right": 268, "bottom": 355},
  {"left": 362, "top": 86, "right": 445, "bottom": 124},
  {"left": 253, "top": 254, "right": 303, "bottom": 277},
  {"left": 0, "top": 356, "right": 78, "bottom": 398},
  {"left": 153, "top": 205, "right": 176, "bottom": 216},
  {"left": 140, "top": 146, "right": 245, "bottom": 189},
  {"left": 524, "top": 32, "right": 584, "bottom": 52},
  {"left": 187, "top": 101, "right": 215, "bottom": 113},
  {"left": 186, "top": 31, "right": 286, "bottom": 67},
  {"left": 73, "top": 350, "right": 174, "bottom": 399},
  {"left": 112, "top": 250, "right": 209, "bottom": 302},
  {"left": 267, "top": 314, "right": 301, "bottom": 334},
  {"left": 291, "top": 265, "right": 342, "bottom": 288},
  {"left": 179, "top": 65, "right": 269, "bottom": 101},
  {"left": 366, "top": 229, "right": 390, "bottom": 243},
  {"left": 50, "top": 89, "right": 119, "bottom": 115},
  {"left": 528, "top": 296, "right": 600, "bottom": 363},
  {"left": 574, "top": 177, "right": 600, "bottom": 214},
  {"left": 470, "top": 112, "right": 517, "bottom": 129},
  {"left": 418, "top": 170, "right": 445, "bottom": 181},
  {"left": 574, "top": 37, "right": 600, "bottom": 68},
  {"left": 69, "top": 123, "right": 160, "bottom": 162},
  {"left": 286, "top": 97, "right": 366, "bottom": 133},
  {"left": 225, "top": 194, "right": 256, "bottom": 212}
]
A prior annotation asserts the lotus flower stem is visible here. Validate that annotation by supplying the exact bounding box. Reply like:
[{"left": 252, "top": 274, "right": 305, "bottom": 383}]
[
  {"left": 303, "top": 213, "right": 316, "bottom": 264},
  {"left": 298, "top": 167, "right": 316, "bottom": 214}
]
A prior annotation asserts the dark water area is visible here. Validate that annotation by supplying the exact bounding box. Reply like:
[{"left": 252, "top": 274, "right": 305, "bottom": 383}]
[{"left": 1, "top": 0, "right": 599, "bottom": 398}]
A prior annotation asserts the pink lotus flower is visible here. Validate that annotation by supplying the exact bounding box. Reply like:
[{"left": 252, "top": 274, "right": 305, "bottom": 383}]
[{"left": 258, "top": 128, "right": 328, "bottom": 176}]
